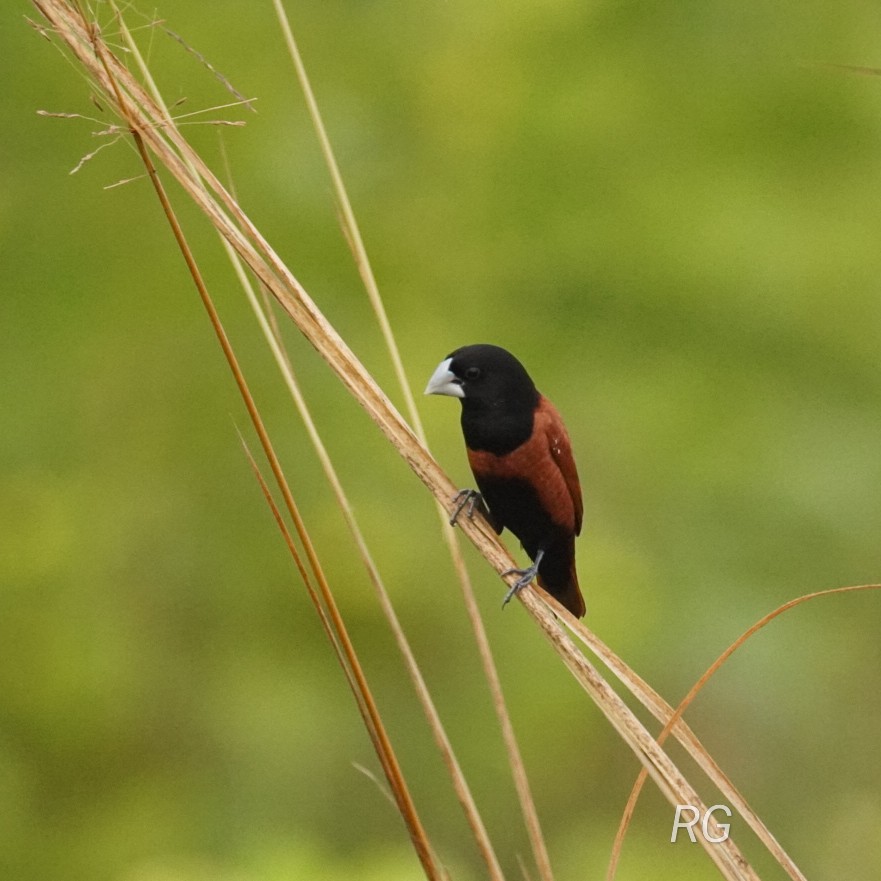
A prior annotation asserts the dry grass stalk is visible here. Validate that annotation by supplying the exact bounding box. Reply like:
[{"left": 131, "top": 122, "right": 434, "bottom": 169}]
[
  {"left": 606, "top": 582, "right": 881, "bottom": 880},
  {"left": 240, "top": 437, "right": 447, "bottom": 879},
  {"left": 77, "top": 5, "right": 443, "bottom": 874},
  {"left": 30, "top": 2, "right": 815, "bottom": 878},
  {"left": 269, "top": 3, "right": 554, "bottom": 877},
  {"left": 107, "top": 9, "right": 502, "bottom": 876},
  {"left": 233, "top": 258, "right": 506, "bottom": 880}
]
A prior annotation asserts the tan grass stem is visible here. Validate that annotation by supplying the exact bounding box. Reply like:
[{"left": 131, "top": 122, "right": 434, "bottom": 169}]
[
  {"left": 238, "top": 264, "right": 506, "bottom": 881},
  {"left": 605, "top": 583, "right": 881, "bottom": 881},
  {"left": 270, "top": 4, "right": 555, "bottom": 877},
  {"left": 80, "top": 16, "right": 441, "bottom": 875},
  {"left": 31, "top": 3, "right": 788, "bottom": 877},
  {"left": 112, "top": 13, "right": 501, "bottom": 876}
]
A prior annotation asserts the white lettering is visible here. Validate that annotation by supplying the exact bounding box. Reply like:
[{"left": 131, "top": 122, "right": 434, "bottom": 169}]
[
  {"left": 703, "top": 804, "right": 732, "bottom": 843},
  {"left": 671, "top": 805, "right": 700, "bottom": 842}
]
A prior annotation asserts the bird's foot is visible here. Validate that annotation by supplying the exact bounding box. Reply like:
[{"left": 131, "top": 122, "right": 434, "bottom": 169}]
[
  {"left": 501, "top": 549, "right": 545, "bottom": 609},
  {"left": 449, "top": 489, "right": 486, "bottom": 526}
]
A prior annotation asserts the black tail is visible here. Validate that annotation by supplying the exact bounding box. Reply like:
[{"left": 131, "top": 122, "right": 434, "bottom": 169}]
[{"left": 536, "top": 540, "right": 585, "bottom": 618}]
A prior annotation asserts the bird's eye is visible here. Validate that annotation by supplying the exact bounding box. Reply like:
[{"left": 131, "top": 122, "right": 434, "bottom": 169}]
[{"left": 464, "top": 367, "right": 481, "bottom": 381}]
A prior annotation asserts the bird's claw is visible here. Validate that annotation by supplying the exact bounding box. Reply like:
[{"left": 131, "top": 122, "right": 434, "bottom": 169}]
[
  {"left": 450, "top": 489, "right": 484, "bottom": 526},
  {"left": 501, "top": 548, "right": 545, "bottom": 609}
]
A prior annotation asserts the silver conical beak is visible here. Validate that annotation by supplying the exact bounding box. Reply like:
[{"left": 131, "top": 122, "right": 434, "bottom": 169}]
[{"left": 424, "top": 357, "right": 464, "bottom": 398}]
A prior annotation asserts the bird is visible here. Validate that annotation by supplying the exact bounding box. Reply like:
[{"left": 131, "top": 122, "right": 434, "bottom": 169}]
[{"left": 425, "top": 344, "right": 585, "bottom": 617}]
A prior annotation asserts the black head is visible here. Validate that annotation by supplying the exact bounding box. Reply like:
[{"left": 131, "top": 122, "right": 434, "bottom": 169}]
[
  {"left": 425, "top": 344, "right": 538, "bottom": 408},
  {"left": 425, "top": 344, "right": 540, "bottom": 452}
]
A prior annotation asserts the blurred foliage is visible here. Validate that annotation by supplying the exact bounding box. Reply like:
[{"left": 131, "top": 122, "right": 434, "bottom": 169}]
[{"left": 2, "top": 0, "right": 881, "bottom": 879}]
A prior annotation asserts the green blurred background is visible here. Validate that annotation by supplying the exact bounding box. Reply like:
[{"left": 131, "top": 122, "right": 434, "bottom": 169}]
[{"left": 3, "top": 1, "right": 881, "bottom": 878}]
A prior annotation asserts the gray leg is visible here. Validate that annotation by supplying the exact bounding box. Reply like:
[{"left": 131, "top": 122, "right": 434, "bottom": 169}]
[{"left": 501, "top": 548, "right": 545, "bottom": 609}]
